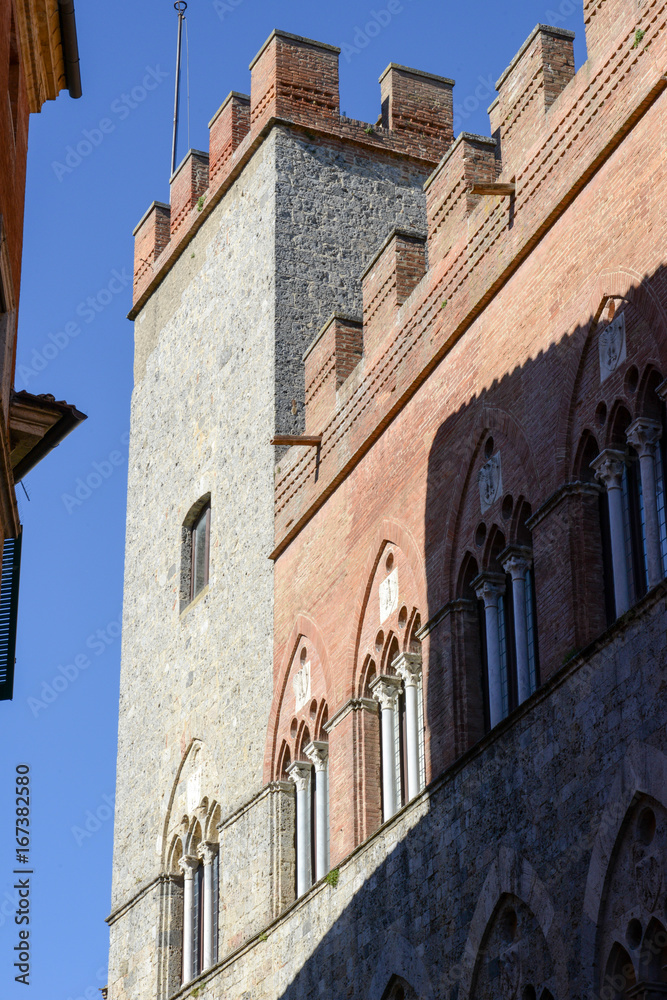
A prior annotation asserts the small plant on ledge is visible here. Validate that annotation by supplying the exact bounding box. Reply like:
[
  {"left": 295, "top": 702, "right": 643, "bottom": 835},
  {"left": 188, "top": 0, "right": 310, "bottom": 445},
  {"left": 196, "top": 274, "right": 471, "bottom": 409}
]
[
  {"left": 633, "top": 28, "right": 645, "bottom": 47},
  {"left": 325, "top": 868, "right": 340, "bottom": 887}
]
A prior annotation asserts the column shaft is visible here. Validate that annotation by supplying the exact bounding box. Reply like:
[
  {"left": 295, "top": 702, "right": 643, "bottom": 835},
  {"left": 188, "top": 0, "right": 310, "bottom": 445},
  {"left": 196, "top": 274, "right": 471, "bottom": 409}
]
[
  {"left": 380, "top": 703, "right": 397, "bottom": 820},
  {"left": 638, "top": 451, "right": 662, "bottom": 587},
  {"left": 314, "top": 766, "right": 328, "bottom": 880},
  {"left": 483, "top": 598, "right": 503, "bottom": 727},
  {"left": 607, "top": 483, "right": 630, "bottom": 616},
  {"left": 404, "top": 681, "right": 420, "bottom": 800}
]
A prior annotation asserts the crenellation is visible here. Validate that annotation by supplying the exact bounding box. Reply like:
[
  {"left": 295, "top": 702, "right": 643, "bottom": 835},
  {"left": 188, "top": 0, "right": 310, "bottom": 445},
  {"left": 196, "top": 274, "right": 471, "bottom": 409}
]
[
  {"left": 303, "top": 315, "right": 363, "bottom": 435},
  {"left": 169, "top": 149, "right": 210, "bottom": 240},
  {"left": 208, "top": 91, "right": 250, "bottom": 186},
  {"left": 584, "top": 0, "right": 640, "bottom": 60},
  {"left": 379, "top": 63, "right": 454, "bottom": 159},
  {"left": 361, "top": 229, "right": 427, "bottom": 359},
  {"left": 490, "top": 25, "right": 575, "bottom": 176},
  {"left": 249, "top": 30, "right": 341, "bottom": 132},
  {"left": 425, "top": 132, "right": 498, "bottom": 264},
  {"left": 133, "top": 201, "right": 171, "bottom": 290}
]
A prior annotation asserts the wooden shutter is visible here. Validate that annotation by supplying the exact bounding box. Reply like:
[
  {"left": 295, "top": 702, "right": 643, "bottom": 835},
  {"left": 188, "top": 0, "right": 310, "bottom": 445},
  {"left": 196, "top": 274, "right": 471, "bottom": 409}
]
[{"left": 0, "top": 530, "right": 22, "bottom": 701}]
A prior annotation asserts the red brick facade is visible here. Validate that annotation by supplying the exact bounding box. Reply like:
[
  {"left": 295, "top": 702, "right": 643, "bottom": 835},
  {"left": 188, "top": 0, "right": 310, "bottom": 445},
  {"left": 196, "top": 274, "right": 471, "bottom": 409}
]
[{"left": 261, "top": 7, "right": 667, "bottom": 868}]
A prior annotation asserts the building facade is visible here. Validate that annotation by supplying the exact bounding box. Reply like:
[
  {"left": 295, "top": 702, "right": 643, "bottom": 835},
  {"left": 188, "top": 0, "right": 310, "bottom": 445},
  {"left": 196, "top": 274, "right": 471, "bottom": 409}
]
[
  {"left": 109, "top": 3, "right": 667, "bottom": 998},
  {"left": 0, "top": 0, "right": 85, "bottom": 700}
]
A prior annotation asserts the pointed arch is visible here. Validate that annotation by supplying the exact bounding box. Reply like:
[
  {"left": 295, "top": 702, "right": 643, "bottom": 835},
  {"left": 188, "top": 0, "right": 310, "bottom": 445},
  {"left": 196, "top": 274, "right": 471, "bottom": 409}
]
[
  {"left": 264, "top": 613, "right": 333, "bottom": 782},
  {"left": 437, "top": 406, "right": 540, "bottom": 606},
  {"left": 346, "top": 519, "right": 426, "bottom": 699},
  {"left": 582, "top": 741, "right": 667, "bottom": 978},
  {"left": 160, "top": 738, "right": 203, "bottom": 870},
  {"left": 367, "top": 929, "right": 435, "bottom": 1000},
  {"left": 456, "top": 846, "right": 568, "bottom": 1000},
  {"left": 562, "top": 267, "right": 667, "bottom": 481}
]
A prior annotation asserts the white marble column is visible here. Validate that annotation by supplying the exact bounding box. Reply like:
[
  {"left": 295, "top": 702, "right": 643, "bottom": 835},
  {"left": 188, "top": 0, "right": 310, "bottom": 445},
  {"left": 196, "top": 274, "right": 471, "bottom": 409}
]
[
  {"left": 198, "top": 843, "right": 217, "bottom": 971},
  {"left": 287, "top": 760, "right": 313, "bottom": 897},
  {"left": 500, "top": 546, "right": 533, "bottom": 705},
  {"left": 370, "top": 675, "right": 402, "bottom": 821},
  {"left": 591, "top": 449, "right": 630, "bottom": 616},
  {"left": 392, "top": 652, "right": 423, "bottom": 801},
  {"left": 304, "top": 740, "right": 329, "bottom": 881},
  {"left": 179, "top": 855, "right": 199, "bottom": 983},
  {"left": 472, "top": 573, "right": 506, "bottom": 728},
  {"left": 627, "top": 417, "right": 663, "bottom": 588}
]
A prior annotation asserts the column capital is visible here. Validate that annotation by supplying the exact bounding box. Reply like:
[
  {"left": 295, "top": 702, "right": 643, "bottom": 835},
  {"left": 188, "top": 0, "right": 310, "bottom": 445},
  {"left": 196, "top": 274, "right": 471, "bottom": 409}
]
[
  {"left": 197, "top": 842, "right": 218, "bottom": 866},
  {"left": 591, "top": 448, "right": 626, "bottom": 489},
  {"left": 370, "top": 673, "right": 402, "bottom": 711},
  {"left": 303, "top": 740, "right": 329, "bottom": 771},
  {"left": 627, "top": 417, "right": 662, "bottom": 458},
  {"left": 179, "top": 854, "right": 199, "bottom": 879},
  {"left": 287, "top": 759, "right": 313, "bottom": 792},
  {"left": 471, "top": 571, "right": 506, "bottom": 606},
  {"left": 391, "top": 650, "right": 422, "bottom": 687},
  {"left": 499, "top": 544, "right": 533, "bottom": 579}
]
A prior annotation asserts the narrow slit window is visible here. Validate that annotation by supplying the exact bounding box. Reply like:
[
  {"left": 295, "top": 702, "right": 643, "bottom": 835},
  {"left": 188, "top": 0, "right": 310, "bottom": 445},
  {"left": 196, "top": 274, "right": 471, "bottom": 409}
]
[{"left": 191, "top": 505, "right": 210, "bottom": 601}]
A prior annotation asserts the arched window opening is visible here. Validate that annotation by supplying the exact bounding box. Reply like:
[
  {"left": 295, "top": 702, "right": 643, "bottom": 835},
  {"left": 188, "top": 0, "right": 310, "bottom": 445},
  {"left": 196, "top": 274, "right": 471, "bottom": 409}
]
[
  {"left": 640, "top": 918, "right": 667, "bottom": 985},
  {"left": 594, "top": 387, "right": 667, "bottom": 618},
  {"left": 178, "top": 819, "right": 219, "bottom": 984},
  {"left": 380, "top": 975, "right": 418, "bottom": 1000},
  {"left": 180, "top": 494, "right": 211, "bottom": 611},
  {"left": 288, "top": 727, "right": 330, "bottom": 898},
  {"left": 371, "top": 623, "right": 424, "bottom": 822},
  {"left": 473, "top": 519, "right": 539, "bottom": 730},
  {"left": 601, "top": 942, "right": 636, "bottom": 1000}
]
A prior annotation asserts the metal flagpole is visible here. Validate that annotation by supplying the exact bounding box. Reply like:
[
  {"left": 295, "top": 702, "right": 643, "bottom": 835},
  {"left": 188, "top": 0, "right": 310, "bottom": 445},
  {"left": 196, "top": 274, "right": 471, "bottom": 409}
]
[{"left": 171, "top": 1, "right": 187, "bottom": 177}]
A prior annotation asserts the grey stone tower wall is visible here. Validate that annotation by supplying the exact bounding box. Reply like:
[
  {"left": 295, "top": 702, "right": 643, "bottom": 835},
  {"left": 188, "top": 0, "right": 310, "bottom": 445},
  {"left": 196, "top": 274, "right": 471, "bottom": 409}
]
[
  {"left": 108, "top": 125, "right": 432, "bottom": 1000},
  {"left": 272, "top": 128, "right": 428, "bottom": 434}
]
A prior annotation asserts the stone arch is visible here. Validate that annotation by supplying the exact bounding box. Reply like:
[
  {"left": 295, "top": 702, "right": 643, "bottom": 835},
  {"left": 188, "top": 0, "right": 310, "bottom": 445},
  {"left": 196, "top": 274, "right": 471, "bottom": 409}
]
[
  {"left": 367, "top": 928, "right": 434, "bottom": 1000},
  {"left": 456, "top": 846, "right": 568, "bottom": 1000},
  {"left": 441, "top": 406, "right": 541, "bottom": 603},
  {"left": 204, "top": 801, "right": 220, "bottom": 843},
  {"left": 264, "top": 613, "right": 332, "bottom": 782},
  {"left": 160, "top": 737, "right": 203, "bottom": 870},
  {"left": 379, "top": 974, "right": 419, "bottom": 1000},
  {"left": 582, "top": 741, "right": 667, "bottom": 988},
  {"left": 185, "top": 818, "right": 202, "bottom": 854},
  {"left": 347, "top": 519, "right": 426, "bottom": 699}
]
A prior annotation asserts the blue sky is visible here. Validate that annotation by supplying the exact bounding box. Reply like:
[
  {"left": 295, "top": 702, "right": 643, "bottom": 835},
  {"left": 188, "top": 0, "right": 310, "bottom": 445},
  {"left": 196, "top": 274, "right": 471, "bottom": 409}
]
[{"left": 0, "top": 1, "right": 586, "bottom": 997}]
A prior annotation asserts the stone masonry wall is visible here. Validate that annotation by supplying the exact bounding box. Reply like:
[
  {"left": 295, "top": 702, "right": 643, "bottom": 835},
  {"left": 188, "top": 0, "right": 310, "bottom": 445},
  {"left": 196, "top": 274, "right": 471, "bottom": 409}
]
[
  {"left": 273, "top": 128, "right": 427, "bottom": 434},
  {"left": 108, "top": 135, "right": 278, "bottom": 999},
  {"left": 111, "top": 121, "right": 443, "bottom": 1000}
]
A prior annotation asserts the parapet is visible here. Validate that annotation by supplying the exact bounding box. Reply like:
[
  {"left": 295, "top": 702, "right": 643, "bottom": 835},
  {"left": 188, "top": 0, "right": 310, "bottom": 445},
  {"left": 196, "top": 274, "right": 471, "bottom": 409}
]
[
  {"left": 584, "top": 0, "right": 639, "bottom": 60},
  {"left": 362, "top": 229, "right": 427, "bottom": 359},
  {"left": 249, "top": 30, "right": 341, "bottom": 132},
  {"left": 304, "top": 315, "right": 363, "bottom": 434},
  {"left": 169, "top": 149, "right": 209, "bottom": 240},
  {"left": 380, "top": 64, "right": 454, "bottom": 161},
  {"left": 131, "top": 29, "right": 457, "bottom": 312},
  {"left": 489, "top": 25, "right": 575, "bottom": 176},
  {"left": 209, "top": 92, "right": 251, "bottom": 186},
  {"left": 426, "top": 133, "right": 498, "bottom": 264},
  {"left": 133, "top": 201, "right": 170, "bottom": 290}
]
